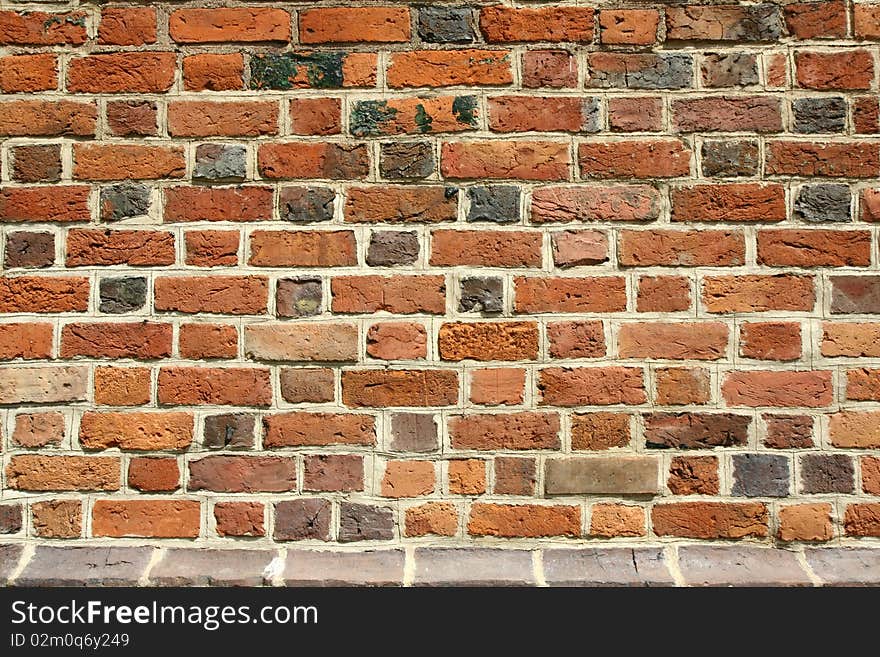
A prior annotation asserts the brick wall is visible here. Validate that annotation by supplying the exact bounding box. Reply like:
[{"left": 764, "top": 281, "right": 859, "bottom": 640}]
[{"left": 1, "top": 1, "right": 880, "bottom": 555}]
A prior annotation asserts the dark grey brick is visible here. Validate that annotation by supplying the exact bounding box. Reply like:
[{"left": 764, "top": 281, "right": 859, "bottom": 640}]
[
  {"left": 414, "top": 548, "right": 535, "bottom": 586},
  {"left": 678, "top": 546, "right": 811, "bottom": 586},
  {"left": 732, "top": 453, "right": 790, "bottom": 498},
  {"left": 459, "top": 276, "right": 503, "bottom": 313},
  {"left": 16, "top": 546, "right": 153, "bottom": 586},
  {"left": 805, "top": 548, "right": 880, "bottom": 586},
  {"left": 0, "top": 544, "right": 23, "bottom": 585},
  {"left": 701, "top": 140, "right": 759, "bottom": 177},
  {"left": 390, "top": 413, "right": 438, "bottom": 452},
  {"left": 338, "top": 503, "right": 394, "bottom": 542},
  {"left": 799, "top": 453, "right": 854, "bottom": 494},
  {"left": 275, "top": 499, "right": 332, "bottom": 541},
  {"left": 276, "top": 277, "right": 322, "bottom": 317},
  {"left": 667, "top": 3, "right": 784, "bottom": 42},
  {"left": 793, "top": 97, "right": 847, "bottom": 134},
  {"left": 581, "top": 97, "right": 601, "bottom": 133},
  {"left": 367, "top": 231, "right": 420, "bottom": 267},
  {"left": 100, "top": 183, "right": 151, "bottom": 222},
  {"left": 282, "top": 550, "right": 404, "bottom": 586},
  {"left": 193, "top": 143, "right": 247, "bottom": 181},
  {"left": 588, "top": 53, "right": 693, "bottom": 90},
  {"left": 417, "top": 6, "right": 476, "bottom": 44},
  {"left": 99, "top": 277, "right": 147, "bottom": 314},
  {"left": 203, "top": 413, "right": 255, "bottom": 450},
  {"left": 380, "top": 142, "right": 435, "bottom": 179},
  {"left": 794, "top": 184, "right": 851, "bottom": 223},
  {"left": 543, "top": 548, "right": 674, "bottom": 587},
  {"left": 280, "top": 186, "right": 335, "bottom": 222},
  {"left": 701, "top": 52, "right": 759, "bottom": 87},
  {"left": 0, "top": 504, "right": 22, "bottom": 534},
  {"left": 151, "top": 549, "right": 275, "bottom": 586},
  {"left": 467, "top": 185, "right": 520, "bottom": 223}
]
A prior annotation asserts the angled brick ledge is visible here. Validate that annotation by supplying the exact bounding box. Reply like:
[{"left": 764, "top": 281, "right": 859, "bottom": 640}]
[{"left": 3, "top": 545, "right": 880, "bottom": 587}]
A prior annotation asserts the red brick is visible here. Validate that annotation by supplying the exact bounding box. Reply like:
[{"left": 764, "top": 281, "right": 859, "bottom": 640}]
[
  {"left": 480, "top": 6, "right": 594, "bottom": 43},
  {"left": 183, "top": 53, "right": 243, "bottom": 91},
  {"left": 552, "top": 230, "right": 608, "bottom": 267},
  {"left": 0, "top": 276, "right": 89, "bottom": 313},
  {"left": 778, "top": 503, "right": 834, "bottom": 542},
  {"left": 94, "top": 367, "right": 151, "bottom": 406},
  {"left": 154, "top": 276, "right": 268, "bottom": 315},
  {"left": 128, "top": 458, "right": 179, "bottom": 492},
  {"left": 671, "top": 184, "right": 786, "bottom": 222},
  {"left": 766, "top": 141, "right": 880, "bottom": 178},
  {"left": 79, "top": 411, "right": 193, "bottom": 451},
  {"left": 547, "top": 320, "right": 606, "bottom": 359},
  {"left": 469, "top": 368, "right": 525, "bottom": 406},
  {"left": 169, "top": 8, "right": 290, "bottom": 43},
  {"left": 0, "top": 323, "right": 53, "bottom": 360},
  {"left": 215, "top": 502, "right": 264, "bottom": 537},
  {"left": 672, "top": 97, "right": 782, "bottom": 133},
  {"left": 655, "top": 368, "right": 711, "bottom": 406},
  {"left": 168, "top": 101, "right": 277, "bottom": 137},
  {"left": 387, "top": 49, "right": 512, "bottom": 88},
  {"left": 785, "top": 2, "right": 847, "bottom": 39},
  {"left": 757, "top": 230, "right": 871, "bottom": 267},
  {"left": 855, "top": 4, "right": 880, "bottom": 39},
  {"left": 0, "top": 54, "right": 56, "bottom": 93},
  {"left": 578, "top": 140, "right": 691, "bottom": 179},
  {"left": 179, "top": 324, "right": 238, "bottom": 360},
  {"left": 599, "top": 9, "right": 659, "bottom": 45},
  {"left": 258, "top": 142, "right": 369, "bottom": 180},
  {"left": 539, "top": 367, "right": 646, "bottom": 406},
  {"left": 522, "top": 50, "right": 577, "bottom": 88},
  {"left": 345, "top": 186, "right": 456, "bottom": 223},
  {"left": 249, "top": 231, "right": 356, "bottom": 267},
  {"left": 590, "top": 504, "right": 646, "bottom": 537},
  {"left": 300, "top": 7, "right": 410, "bottom": 43},
  {"left": 99, "top": 8, "right": 156, "bottom": 46},
  {"left": 106, "top": 101, "right": 157, "bottom": 137},
  {"left": 619, "top": 229, "right": 745, "bottom": 266},
  {"left": 468, "top": 503, "right": 579, "bottom": 538},
  {"left": 608, "top": 97, "right": 663, "bottom": 132},
  {"left": 405, "top": 503, "right": 457, "bottom": 537},
  {"left": 290, "top": 98, "right": 341, "bottom": 135},
  {"left": 367, "top": 322, "right": 427, "bottom": 360},
  {"left": 531, "top": 185, "right": 661, "bottom": 223},
  {"left": 571, "top": 412, "right": 631, "bottom": 450},
  {"left": 263, "top": 412, "right": 375, "bottom": 447},
  {"left": 844, "top": 504, "right": 880, "bottom": 537},
  {"left": 0, "top": 101, "right": 96, "bottom": 137},
  {"left": 165, "top": 187, "right": 273, "bottom": 223},
  {"left": 846, "top": 368, "right": 880, "bottom": 401},
  {"left": 442, "top": 140, "right": 570, "bottom": 181},
  {"left": 702, "top": 275, "right": 815, "bottom": 313},
  {"left": 652, "top": 502, "right": 768, "bottom": 539},
  {"left": 796, "top": 50, "right": 874, "bottom": 90},
  {"left": 829, "top": 411, "right": 880, "bottom": 448},
  {"left": 184, "top": 230, "right": 239, "bottom": 267},
  {"left": 488, "top": 96, "right": 595, "bottom": 133},
  {"left": 449, "top": 412, "right": 560, "bottom": 450},
  {"left": 342, "top": 369, "right": 459, "bottom": 407},
  {"left": 439, "top": 322, "right": 538, "bottom": 361},
  {"left": 68, "top": 53, "right": 176, "bottom": 93},
  {"left": 158, "top": 367, "right": 271, "bottom": 407},
  {"left": 822, "top": 322, "right": 880, "bottom": 357},
  {"left": 1, "top": 186, "right": 90, "bottom": 223},
  {"left": 61, "top": 322, "right": 171, "bottom": 360},
  {"left": 66, "top": 229, "right": 175, "bottom": 267},
  {"left": 431, "top": 230, "right": 542, "bottom": 268},
  {"left": 0, "top": 10, "right": 87, "bottom": 45},
  {"left": 514, "top": 277, "right": 626, "bottom": 313},
  {"left": 722, "top": 370, "right": 833, "bottom": 408},
  {"left": 382, "top": 460, "right": 435, "bottom": 498},
  {"left": 6, "top": 455, "right": 119, "bottom": 492},
  {"left": 93, "top": 500, "right": 200, "bottom": 538},
  {"left": 189, "top": 456, "right": 296, "bottom": 493},
  {"left": 331, "top": 275, "right": 446, "bottom": 314},
  {"left": 739, "top": 322, "right": 802, "bottom": 361},
  {"left": 74, "top": 144, "right": 185, "bottom": 181},
  {"left": 637, "top": 276, "right": 691, "bottom": 312},
  {"left": 618, "top": 322, "right": 728, "bottom": 360},
  {"left": 303, "top": 454, "right": 364, "bottom": 492}
]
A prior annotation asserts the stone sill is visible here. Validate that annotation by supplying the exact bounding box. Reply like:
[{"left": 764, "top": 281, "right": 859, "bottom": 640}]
[{"left": 1, "top": 543, "right": 878, "bottom": 587}]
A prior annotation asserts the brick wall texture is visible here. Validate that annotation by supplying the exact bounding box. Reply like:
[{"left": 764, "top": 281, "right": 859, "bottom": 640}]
[{"left": 2, "top": 0, "right": 880, "bottom": 560}]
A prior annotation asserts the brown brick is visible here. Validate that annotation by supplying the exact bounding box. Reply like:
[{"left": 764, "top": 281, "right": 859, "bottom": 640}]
[{"left": 652, "top": 502, "right": 769, "bottom": 539}]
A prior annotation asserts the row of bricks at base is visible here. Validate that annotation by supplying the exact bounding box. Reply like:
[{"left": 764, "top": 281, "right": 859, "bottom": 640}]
[
  {"left": 2, "top": 544, "right": 879, "bottom": 587},
  {"left": 2, "top": 494, "right": 880, "bottom": 543}
]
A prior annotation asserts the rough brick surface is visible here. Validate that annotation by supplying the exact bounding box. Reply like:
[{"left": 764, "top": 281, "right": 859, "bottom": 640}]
[{"left": 0, "top": 0, "right": 876, "bottom": 585}]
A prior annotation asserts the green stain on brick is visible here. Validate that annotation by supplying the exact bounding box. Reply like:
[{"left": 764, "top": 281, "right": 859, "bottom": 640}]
[
  {"left": 414, "top": 104, "right": 434, "bottom": 133},
  {"left": 249, "top": 52, "right": 345, "bottom": 90},
  {"left": 452, "top": 96, "right": 479, "bottom": 127},
  {"left": 350, "top": 100, "right": 398, "bottom": 137}
]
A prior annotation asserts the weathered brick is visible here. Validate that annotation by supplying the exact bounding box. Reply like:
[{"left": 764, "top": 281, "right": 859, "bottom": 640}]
[
  {"left": 263, "top": 412, "right": 375, "bottom": 447},
  {"left": 652, "top": 502, "right": 769, "bottom": 539},
  {"left": 545, "top": 456, "right": 659, "bottom": 495},
  {"left": 539, "top": 367, "right": 645, "bottom": 406},
  {"left": 274, "top": 499, "right": 331, "bottom": 541},
  {"left": 468, "top": 503, "right": 579, "bottom": 538},
  {"left": 645, "top": 412, "right": 750, "bottom": 449},
  {"left": 80, "top": 411, "right": 193, "bottom": 451},
  {"left": 189, "top": 456, "right": 296, "bottom": 493},
  {"left": 449, "top": 412, "right": 560, "bottom": 450},
  {"left": 92, "top": 500, "right": 200, "bottom": 538},
  {"left": 7, "top": 455, "right": 119, "bottom": 491},
  {"left": 722, "top": 370, "right": 832, "bottom": 408}
]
